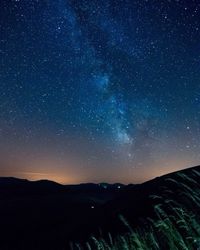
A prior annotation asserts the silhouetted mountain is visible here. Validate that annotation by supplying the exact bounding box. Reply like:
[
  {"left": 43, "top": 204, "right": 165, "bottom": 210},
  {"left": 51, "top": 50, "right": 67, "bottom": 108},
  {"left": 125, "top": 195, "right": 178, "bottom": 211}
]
[
  {"left": 0, "top": 165, "right": 199, "bottom": 250},
  {"left": 97, "top": 165, "right": 200, "bottom": 237},
  {"left": 0, "top": 176, "right": 29, "bottom": 185},
  {"left": 0, "top": 177, "right": 123, "bottom": 250},
  {"left": 0, "top": 177, "right": 67, "bottom": 197}
]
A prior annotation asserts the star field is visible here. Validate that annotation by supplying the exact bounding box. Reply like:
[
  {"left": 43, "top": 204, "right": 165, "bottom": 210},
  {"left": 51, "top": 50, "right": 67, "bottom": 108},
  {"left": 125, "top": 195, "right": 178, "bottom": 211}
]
[{"left": 1, "top": 0, "right": 200, "bottom": 183}]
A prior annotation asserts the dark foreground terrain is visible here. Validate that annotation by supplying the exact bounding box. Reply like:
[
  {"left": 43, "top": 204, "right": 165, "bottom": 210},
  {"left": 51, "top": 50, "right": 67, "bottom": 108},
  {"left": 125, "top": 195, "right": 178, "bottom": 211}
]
[{"left": 0, "top": 166, "right": 200, "bottom": 250}]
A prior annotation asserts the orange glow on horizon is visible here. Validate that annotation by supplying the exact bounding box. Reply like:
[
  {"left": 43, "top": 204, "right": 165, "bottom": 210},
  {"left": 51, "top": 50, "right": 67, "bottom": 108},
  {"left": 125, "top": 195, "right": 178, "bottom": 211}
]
[{"left": 0, "top": 150, "right": 199, "bottom": 185}]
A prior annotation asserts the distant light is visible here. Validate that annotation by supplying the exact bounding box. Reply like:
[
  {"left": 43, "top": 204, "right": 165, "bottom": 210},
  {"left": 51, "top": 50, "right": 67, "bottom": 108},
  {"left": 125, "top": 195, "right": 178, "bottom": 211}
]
[
  {"left": 117, "top": 186, "right": 121, "bottom": 189},
  {"left": 91, "top": 206, "right": 95, "bottom": 209}
]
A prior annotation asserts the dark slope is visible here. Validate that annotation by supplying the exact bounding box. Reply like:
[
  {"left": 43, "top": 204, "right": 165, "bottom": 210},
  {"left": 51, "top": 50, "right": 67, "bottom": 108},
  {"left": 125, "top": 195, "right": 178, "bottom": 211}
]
[
  {"left": 97, "top": 165, "right": 200, "bottom": 237},
  {"left": 0, "top": 177, "right": 67, "bottom": 197},
  {"left": 0, "top": 178, "right": 122, "bottom": 250},
  {"left": 0, "top": 165, "right": 199, "bottom": 250}
]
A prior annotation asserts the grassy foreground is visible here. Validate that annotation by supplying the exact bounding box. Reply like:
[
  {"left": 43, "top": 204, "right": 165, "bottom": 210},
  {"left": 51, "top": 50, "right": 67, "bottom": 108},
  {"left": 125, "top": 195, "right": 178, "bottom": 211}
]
[{"left": 70, "top": 169, "right": 200, "bottom": 250}]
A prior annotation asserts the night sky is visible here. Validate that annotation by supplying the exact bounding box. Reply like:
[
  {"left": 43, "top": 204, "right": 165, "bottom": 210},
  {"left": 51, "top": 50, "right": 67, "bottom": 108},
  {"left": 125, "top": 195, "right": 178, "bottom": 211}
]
[{"left": 1, "top": 0, "right": 200, "bottom": 184}]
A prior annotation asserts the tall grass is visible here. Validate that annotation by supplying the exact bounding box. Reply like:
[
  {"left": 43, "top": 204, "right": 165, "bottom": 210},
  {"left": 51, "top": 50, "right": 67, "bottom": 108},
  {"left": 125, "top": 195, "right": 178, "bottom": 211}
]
[{"left": 70, "top": 169, "right": 200, "bottom": 250}]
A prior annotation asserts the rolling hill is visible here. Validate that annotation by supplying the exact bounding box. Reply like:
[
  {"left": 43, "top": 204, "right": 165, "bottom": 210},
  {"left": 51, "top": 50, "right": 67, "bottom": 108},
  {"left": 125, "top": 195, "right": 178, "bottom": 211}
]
[{"left": 0, "top": 165, "right": 200, "bottom": 250}]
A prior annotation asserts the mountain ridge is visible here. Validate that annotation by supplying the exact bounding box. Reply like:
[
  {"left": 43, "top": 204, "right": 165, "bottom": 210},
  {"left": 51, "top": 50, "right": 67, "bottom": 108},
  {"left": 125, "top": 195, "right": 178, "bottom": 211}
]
[
  {"left": 0, "top": 165, "right": 200, "bottom": 250},
  {"left": 0, "top": 164, "right": 199, "bottom": 187}
]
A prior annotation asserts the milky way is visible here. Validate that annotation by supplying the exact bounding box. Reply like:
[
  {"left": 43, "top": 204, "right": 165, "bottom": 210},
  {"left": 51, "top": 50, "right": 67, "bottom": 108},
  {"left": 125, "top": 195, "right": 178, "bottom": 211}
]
[{"left": 1, "top": 0, "right": 200, "bottom": 183}]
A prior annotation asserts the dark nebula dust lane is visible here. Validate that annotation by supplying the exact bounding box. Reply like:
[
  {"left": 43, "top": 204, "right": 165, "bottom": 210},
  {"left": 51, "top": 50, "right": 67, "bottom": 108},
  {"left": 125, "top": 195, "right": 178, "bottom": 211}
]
[{"left": 0, "top": 0, "right": 200, "bottom": 183}]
